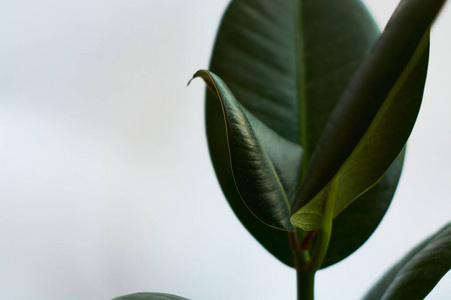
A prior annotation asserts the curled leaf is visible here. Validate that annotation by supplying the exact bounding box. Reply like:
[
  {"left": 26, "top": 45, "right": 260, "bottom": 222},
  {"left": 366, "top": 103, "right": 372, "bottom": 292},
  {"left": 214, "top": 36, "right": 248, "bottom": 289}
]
[
  {"left": 291, "top": 0, "right": 444, "bottom": 231},
  {"left": 192, "top": 70, "right": 303, "bottom": 231}
]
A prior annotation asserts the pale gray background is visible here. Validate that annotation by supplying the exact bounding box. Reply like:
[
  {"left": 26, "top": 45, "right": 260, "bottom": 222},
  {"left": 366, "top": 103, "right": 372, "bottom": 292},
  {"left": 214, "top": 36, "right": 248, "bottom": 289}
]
[{"left": 1, "top": 0, "right": 450, "bottom": 299}]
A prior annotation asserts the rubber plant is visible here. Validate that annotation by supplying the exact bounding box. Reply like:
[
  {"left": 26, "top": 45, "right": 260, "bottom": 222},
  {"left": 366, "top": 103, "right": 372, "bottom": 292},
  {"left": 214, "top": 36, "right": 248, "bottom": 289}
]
[{"left": 113, "top": 0, "right": 450, "bottom": 299}]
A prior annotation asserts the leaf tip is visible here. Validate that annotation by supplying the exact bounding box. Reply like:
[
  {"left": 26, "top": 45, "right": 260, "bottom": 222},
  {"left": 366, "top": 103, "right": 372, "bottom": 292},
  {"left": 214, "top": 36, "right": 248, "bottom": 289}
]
[{"left": 188, "top": 69, "right": 210, "bottom": 86}]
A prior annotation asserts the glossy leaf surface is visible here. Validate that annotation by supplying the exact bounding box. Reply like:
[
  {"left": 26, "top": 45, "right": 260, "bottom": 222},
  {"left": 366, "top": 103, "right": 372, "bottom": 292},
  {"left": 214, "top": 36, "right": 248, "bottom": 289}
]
[
  {"left": 206, "top": 0, "right": 406, "bottom": 266},
  {"left": 291, "top": 0, "right": 443, "bottom": 230},
  {"left": 363, "top": 223, "right": 451, "bottom": 300},
  {"left": 321, "top": 151, "right": 404, "bottom": 268},
  {"left": 112, "top": 293, "right": 189, "bottom": 300},
  {"left": 205, "top": 0, "right": 404, "bottom": 267},
  {"left": 192, "top": 70, "right": 303, "bottom": 231}
]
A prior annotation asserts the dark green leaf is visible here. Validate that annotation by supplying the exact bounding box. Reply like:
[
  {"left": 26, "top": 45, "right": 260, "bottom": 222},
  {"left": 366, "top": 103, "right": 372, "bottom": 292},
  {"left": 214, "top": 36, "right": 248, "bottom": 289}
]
[
  {"left": 205, "top": 0, "right": 393, "bottom": 267},
  {"left": 363, "top": 223, "right": 451, "bottom": 300},
  {"left": 321, "top": 151, "right": 404, "bottom": 268},
  {"left": 112, "top": 292, "right": 189, "bottom": 300},
  {"left": 291, "top": 0, "right": 443, "bottom": 230},
  {"left": 191, "top": 70, "right": 303, "bottom": 231}
]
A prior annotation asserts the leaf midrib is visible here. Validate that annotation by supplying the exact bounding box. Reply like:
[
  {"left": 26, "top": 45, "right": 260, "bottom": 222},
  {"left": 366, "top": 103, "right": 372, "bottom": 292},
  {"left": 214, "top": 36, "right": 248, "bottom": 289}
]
[{"left": 297, "top": 0, "right": 308, "bottom": 178}]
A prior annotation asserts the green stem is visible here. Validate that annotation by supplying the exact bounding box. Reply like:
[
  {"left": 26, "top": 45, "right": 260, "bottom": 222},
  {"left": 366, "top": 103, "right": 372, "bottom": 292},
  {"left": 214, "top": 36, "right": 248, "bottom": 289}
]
[
  {"left": 289, "top": 231, "right": 314, "bottom": 300},
  {"left": 297, "top": 267, "right": 314, "bottom": 300},
  {"left": 290, "top": 177, "right": 338, "bottom": 300}
]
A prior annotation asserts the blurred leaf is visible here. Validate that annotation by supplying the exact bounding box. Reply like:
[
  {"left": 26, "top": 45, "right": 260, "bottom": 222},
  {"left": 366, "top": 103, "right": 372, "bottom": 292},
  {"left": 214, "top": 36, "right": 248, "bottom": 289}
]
[
  {"left": 191, "top": 70, "right": 303, "bottom": 231},
  {"left": 363, "top": 223, "right": 451, "bottom": 300},
  {"left": 204, "top": 0, "right": 394, "bottom": 267},
  {"left": 112, "top": 292, "right": 189, "bottom": 300},
  {"left": 291, "top": 0, "right": 445, "bottom": 231}
]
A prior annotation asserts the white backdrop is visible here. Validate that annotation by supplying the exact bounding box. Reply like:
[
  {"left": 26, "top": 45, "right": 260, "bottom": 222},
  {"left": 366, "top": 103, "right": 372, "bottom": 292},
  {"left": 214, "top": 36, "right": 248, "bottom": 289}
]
[{"left": 1, "top": 1, "right": 450, "bottom": 299}]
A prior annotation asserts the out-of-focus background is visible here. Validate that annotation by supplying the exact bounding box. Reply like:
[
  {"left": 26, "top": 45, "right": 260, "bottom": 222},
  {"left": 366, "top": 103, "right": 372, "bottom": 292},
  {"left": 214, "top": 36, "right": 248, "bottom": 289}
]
[{"left": 1, "top": 1, "right": 450, "bottom": 299}]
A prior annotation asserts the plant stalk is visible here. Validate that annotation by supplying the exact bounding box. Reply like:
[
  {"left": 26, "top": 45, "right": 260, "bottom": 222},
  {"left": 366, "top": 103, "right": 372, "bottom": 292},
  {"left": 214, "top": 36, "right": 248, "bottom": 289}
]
[
  {"left": 290, "top": 231, "right": 314, "bottom": 300},
  {"left": 290, "top": 176, "right": 338, "bottom": 299},
  {"left": 297, "top": 267, "right": 314, "bottom": 300}
]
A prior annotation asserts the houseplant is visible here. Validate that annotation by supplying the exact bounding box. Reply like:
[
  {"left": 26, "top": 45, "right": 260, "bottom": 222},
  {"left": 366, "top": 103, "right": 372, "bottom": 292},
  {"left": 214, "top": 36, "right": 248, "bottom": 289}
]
[{"left": 114, "top": 0, "right": 450, "bottom": 299}]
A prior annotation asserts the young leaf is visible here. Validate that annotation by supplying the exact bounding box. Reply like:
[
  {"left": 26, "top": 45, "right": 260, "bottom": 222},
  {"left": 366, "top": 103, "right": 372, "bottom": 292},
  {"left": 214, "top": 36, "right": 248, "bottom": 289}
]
[
  {"left": 205, "top": 0, "right": 397, "bottom": 268},
  {"left": 363, "top": 223, "right": 451, "bottom": 300},
  {"left": 112, "top": 292, "right": 189, "bottom": 300},
  {"left": 191, "top": 70, "right": 303, "bottom": 231},
  {"left": 291, "top": 0, "right": 445, "bottom": 231}
]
